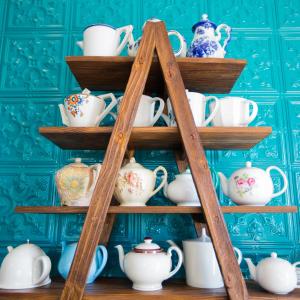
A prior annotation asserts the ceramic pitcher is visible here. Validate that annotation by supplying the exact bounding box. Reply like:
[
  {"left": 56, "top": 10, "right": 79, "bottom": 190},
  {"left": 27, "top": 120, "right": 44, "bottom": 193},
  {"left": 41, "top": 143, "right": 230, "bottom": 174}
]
[
  {"left": 210, "top": 97, "right": 258, "bottom": 127},
  {"left": 162, "top": 90, "right": 219, "bottom": 127},
  {"left": 77, "top": 24, "right": 133, "bottom": 56},
  {"left": 59, "top": 88, "right": 118, "bottom": 127}
]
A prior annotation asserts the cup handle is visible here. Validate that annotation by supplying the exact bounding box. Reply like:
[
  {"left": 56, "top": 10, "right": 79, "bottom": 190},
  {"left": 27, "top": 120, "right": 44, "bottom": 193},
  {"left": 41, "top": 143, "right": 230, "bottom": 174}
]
[
  {"left": 203, "top": 96, "right": 220, "bottom": 126},
  {"left": 216, "top": 24, "right": 231, "bottom": 50},
  {"left": 150, "top": 97, "right": 165, "bottom": 126},
  {"left": 266, "top": 166, "right": 288, "bottom": 198},
  {"left": 233, "top": 247, "right": 243, "bottom": 265},
  {"left": 161, "top": 113, "right": 171, "bottom": 126},
  {"left": 95, "top": 93, "right": 118, "bottom": 125},
  {"left": 168, "top": 30, "right": 187, "bottom": 57},
  {"left": 58, "top": 104, "right": 70, "bottom": 126},
  {"left": 32, "top": 255, "right": 51, "bottom": 286},
  {"left": 243, "top": 100, "right": 258, "bottom": 126},
  {"left": 116, "top": 25, "right": 133, "bottom": 56},
  {"left": 166, "top": 246, "right": 183, "bottom": 279},
  {"left": 149, "top": 166, "right": 168, "bottom": 198},
  {"left": 293, "top": 262, "right": 300, "bottom": 288},
  {"left": 94, "top": 245, "right": 108, "bottom": 279}
]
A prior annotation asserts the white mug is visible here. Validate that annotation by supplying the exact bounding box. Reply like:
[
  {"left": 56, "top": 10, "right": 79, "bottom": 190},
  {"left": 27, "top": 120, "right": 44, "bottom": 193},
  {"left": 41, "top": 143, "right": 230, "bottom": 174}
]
[
  {"left": 210, "top": 97, "right": 258, "bottom": 127},
  {"left": 77, "top": 24, "right": 133, "bottom": 56},
  {"left": 59, "top": 88, "right": 118, "bottom": 127},
  {"left": 117, "top": 95, "right": 165, "bottom": 127},
  {"left": 162, "top": 90, "right": 219, "bottom": 127}
]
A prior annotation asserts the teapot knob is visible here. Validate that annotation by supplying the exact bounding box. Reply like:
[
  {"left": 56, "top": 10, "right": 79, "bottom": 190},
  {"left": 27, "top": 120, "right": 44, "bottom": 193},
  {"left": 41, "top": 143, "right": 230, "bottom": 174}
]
[
  {"left": 246, "top": 161, "right": 252, "bottom": 168},
  {"left": 129, "top": 157, "right": 136, "bottom": 163},
  {"left": 202, "top": 14, "right": 208, "bottom": 21},
  {"left": 74, "top": 158, "right": 82, "bottom": 163},
  {"left": 144, "top": 237, "right": 153, "bottom": 244},
  {"left": 271, "top": 252, "right": 277, "bottom": 258}
]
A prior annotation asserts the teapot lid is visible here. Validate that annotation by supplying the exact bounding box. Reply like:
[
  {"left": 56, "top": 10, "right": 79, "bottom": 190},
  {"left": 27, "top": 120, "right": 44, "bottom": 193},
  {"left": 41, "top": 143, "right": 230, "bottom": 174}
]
[
  {"left": 69, "top": 158, "right": 87, "bottom": 168},
  {"left": 122, "top": 157, "right": 145, "bottom": 170},
  {"left": 133, "top": 237, "right": 163, "bottom": 253},
  {"left": 192, "top": 14, "right": 217, "bottom": 32}
]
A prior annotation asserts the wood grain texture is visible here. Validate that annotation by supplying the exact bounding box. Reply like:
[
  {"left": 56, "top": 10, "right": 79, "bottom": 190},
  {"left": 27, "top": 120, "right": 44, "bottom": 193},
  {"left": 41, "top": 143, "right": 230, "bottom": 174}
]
[
  {"left": 0, "top": 278, "right": 299, "bottom": 300},
  {"left": 66, "top": 56, "right": 246, "bottom": 94},
  {"left": 39, "top": 127, "right": 272, "bottom": 150},
  {"left": 155, "top": 22, "right": 248, "bottom": 300},
  {"left": 99, "top": 214, "right": 115, "bottom": 246},
  {"left": 15, "top": 206, "right": 298, "bottom": 214},
  {"left": 60, "top": 22, "right": 157, "bottom": 300}
]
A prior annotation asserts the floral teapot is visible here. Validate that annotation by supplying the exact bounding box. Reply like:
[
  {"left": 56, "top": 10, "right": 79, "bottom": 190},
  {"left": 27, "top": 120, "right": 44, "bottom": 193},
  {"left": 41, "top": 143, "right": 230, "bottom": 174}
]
[
  {"left": 55, "top": 158, "right": 102, "bottom": 206},
  {"left": 218, "top": 162, "right": 288, "bottom": 206},
  {"left": 128, "top": 18, "right": 187, "bottom": 57},
  {"left": 115, "top": 237, "right": 183, "bottom": 291},
  {"left": 245, "top": 253, "right": 300, "bottom": 294},
  {"left": 187, "top": 14, "right": 231, "bottom": 58},
  {"left": 114, "top": 157, "right": 167, "bottom": 206}
]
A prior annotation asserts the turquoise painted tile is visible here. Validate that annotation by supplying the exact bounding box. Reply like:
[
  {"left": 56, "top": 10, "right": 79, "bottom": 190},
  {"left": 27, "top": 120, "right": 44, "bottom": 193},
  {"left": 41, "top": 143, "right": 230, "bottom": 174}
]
[{"left": 277, "top": 0, "right": 300, "bottom": 29}]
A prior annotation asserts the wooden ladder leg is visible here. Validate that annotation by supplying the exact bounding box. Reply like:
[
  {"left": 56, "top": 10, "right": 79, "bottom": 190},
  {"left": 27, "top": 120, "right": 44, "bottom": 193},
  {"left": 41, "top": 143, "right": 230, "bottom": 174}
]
[
  {"left": 99, "top": 214, "right": 116, "bottom": 246},
  {"left": 155, "top": 22, "right": 248, "bottom": 300},
  {"left": 60, "top": 23, "right": 157, "bottom": 300}
]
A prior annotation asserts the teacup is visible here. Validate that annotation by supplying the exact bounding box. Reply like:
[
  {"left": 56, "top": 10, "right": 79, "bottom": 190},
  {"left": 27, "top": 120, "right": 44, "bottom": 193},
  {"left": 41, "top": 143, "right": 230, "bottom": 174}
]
[
  {"left": 117, "top": 95, "right": 165, "bottom": 127},
  {"left": 209, "top": 97, "right": 258, "bottom": 127},
  {"left": 162, "top": 90, "right": 219, "bottom": 127},
  {"left": 77, "top": 24, "right": 133, "bottom": 56},
  {"left": 59, "top": 88, "right": 118, "bottom": 127}
]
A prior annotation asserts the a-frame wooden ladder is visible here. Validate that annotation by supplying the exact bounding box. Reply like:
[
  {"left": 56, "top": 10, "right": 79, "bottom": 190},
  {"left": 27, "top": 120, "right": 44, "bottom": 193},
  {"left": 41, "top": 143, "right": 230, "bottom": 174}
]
[{"left": 60, "top": 20, "right": 248, "bottom": 300}]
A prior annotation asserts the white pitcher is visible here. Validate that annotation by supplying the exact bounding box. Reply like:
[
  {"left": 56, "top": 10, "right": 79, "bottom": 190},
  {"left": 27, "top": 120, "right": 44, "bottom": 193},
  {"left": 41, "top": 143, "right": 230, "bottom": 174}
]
[
  {"left": 77, "top": 24, "right": 133, "bottom": 56},
  {"left": 210, "top": 97, "right": 258, "bottom": 127},
  {"left": 117, "top": 95, "right": 165, "bottom": 127},
  {"left": 162, "top": 90, "right": 219, "bottom": 127},
  {"left": 59, "top": 88, "right": 118, "bottom": 127}
]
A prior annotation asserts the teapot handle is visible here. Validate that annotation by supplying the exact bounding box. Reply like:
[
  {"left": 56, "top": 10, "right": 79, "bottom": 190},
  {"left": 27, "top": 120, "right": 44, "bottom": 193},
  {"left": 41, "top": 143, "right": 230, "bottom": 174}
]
[
  {"left": 93, "top": 245, "right": 108, "bottom": 279},
  {"left": 115, "top": 25, "right": 133, "bottom": 56},
  {"left": 95, "top": 93, "right": 118, "bottom": 125},
  {"left": 150, "top": 97, "right": 165, "bottom": 126},
  {"left": 233, "top": 247, "right": 243, "bottom": 265},
  {"left": 166, "top": 246, "right": 183, "bottom": 279},
  {"left": 167, "top": 30, "right": 187, "bottom": 57},
  {"left": 215, "top": 24, "right": 231, "bottom": 51},
  {"left": 32, "top": 255, "right": 51, "bottom": 286},
  {"left": 266, "top": 166, "right": 288, "bottom": 198},
  {"left": 88, "top": 163, "right": 102, "bottom": 194},
  {"left": 149, "top": 166, "right": 168, "bottom": 198},
  {"left": 241, "top": 100, "right": 258, "bottom": 126},
  {"left": 293, "top": 262, "right": 300, "bottom": 288}
]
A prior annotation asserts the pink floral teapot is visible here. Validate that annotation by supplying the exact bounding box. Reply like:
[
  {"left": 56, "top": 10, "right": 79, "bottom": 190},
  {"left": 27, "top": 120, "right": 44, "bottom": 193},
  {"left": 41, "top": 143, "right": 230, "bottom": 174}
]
[{"left": 218, "top": 162, "right": 288, "bottom": 206}]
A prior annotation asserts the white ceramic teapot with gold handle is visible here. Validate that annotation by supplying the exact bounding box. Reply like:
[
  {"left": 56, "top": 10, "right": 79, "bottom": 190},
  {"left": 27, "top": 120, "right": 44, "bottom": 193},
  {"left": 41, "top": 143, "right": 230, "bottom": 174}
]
[
  {"left": 114, "top": 157, "right": 167, "bottom": 206},
  {"left": 56, "top": 158, "right": 101, "bottom": 206}
]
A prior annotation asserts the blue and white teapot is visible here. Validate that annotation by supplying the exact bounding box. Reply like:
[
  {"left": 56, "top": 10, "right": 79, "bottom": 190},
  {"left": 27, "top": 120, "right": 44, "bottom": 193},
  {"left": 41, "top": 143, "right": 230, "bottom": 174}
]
[
  {"left": 187, "top": 14, "right": 231, "bottom": 58},
  {"left": 58, "top": 242, "right": 108, "bottom": 284}
]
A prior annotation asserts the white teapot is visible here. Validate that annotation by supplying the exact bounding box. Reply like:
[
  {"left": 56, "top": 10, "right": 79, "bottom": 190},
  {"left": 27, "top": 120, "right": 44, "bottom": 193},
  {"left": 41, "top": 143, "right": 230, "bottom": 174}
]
[
  {"left": 128, "top": 19, "right": 187, "bottom": 57},
  {"left": 218, "top": 162, "right": 288, "bottom": 206},
  {"left": 0, "top": 241, "right": 51, "bottom": 289},
  {"left": 115, "top": 237, "right": 183, "bottom": 291},
  {"left": 114, "top": 157, "right": 167, "bottom": 206},
  {"left": 245, "top": 253, "right": 300, "bottom": 294}
]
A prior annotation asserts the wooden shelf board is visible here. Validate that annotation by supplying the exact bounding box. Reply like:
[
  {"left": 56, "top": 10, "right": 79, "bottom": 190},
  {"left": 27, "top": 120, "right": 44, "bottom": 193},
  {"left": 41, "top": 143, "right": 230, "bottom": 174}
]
[
  {"left": 39, "top": 127, "right": 272, "bottom": 150},
  {"left": 65, "top": 56, "right": 246, "bottom": 94},
  {"left": 0, "top": 278, "right": 299, "bottom": 300},
  {"left": 15, "top": 205, "right": 298, "bottom": 214}
]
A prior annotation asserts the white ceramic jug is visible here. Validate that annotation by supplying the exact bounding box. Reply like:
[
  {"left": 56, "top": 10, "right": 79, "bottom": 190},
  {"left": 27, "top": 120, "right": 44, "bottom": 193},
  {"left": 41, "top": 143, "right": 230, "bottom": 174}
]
[
  {"left": 117, "top": 95, "right": 165, "bottom": 127},
  {"left": 77, "top": 24, "right": 133, "bottom": 56},
  {"left": 162, "top": 90, "right": 219, "bottom": 127},
  {"left": 59, "top": 88, "right": 118, "bottom": 127},
  {"left": 210, "top": 97, "right": 258, "bottom": 127}
]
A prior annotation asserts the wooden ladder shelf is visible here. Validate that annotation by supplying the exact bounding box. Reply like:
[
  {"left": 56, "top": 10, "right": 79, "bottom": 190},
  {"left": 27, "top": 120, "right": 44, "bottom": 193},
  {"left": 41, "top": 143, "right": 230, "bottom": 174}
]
[{"left": 59, "top": 21, "right": 248, "bottom": 300}]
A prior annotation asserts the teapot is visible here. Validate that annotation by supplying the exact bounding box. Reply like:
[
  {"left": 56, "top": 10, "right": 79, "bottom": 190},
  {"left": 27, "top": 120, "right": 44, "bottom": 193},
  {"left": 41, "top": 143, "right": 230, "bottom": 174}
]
[
  {"left": 0, "top": 241, "right": 51, "bottom": 289},
  {"left": 163, "top": 168, "right": 219, "bottom": 206},
  {"left": 114, "top": 157, "right": 167, "bottom": 206},
  {"left": 58, "top": 242, "right": 107, "bottom": 284},
  {"left": 56, "top": 158, "right": 102, "bottom": 206},
  {"left": 59, "top": 88, "right": 118, "bottom": 127},
  {"left": 115, "top": 237, "right": 183, "bottom": 291},
  {"left": 128, "top": 19, "right": 187, "bottom": 57},
  {"left": 218, "top": 162, "right": 288, "bottom": 206},
  {"left": 77, "top": 24, "right": 133, "bottom": 56},
  {"left": 187, "top": 14, "right": 231, "bottom": 58},
  {"left": 245, "top": 253, "right": 300, "bottom": 294}
]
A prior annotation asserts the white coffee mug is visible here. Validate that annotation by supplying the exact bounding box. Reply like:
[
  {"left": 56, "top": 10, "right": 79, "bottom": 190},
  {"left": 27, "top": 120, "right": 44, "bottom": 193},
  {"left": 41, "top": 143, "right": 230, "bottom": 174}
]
[
  {"left": 59, "top": 88, "right": 118, "bottom": 127},
  {"left": 210, "top": 97, "right": 258, "bottom": 127},
  {"left": 162, "top": 90, "right": 219, "bottom": 127},
  {"left": 117, "top": 95, "right": 165, "bottom": 127},
  {"left": 77, "top": 24, "right": 133, "bottom": 56}
]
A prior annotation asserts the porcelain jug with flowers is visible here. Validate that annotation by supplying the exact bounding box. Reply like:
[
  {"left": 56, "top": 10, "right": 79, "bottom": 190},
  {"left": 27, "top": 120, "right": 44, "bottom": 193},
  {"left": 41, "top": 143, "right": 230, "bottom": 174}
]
[{"left": 187, "top": 14, "right": 231, "bottom": 58}]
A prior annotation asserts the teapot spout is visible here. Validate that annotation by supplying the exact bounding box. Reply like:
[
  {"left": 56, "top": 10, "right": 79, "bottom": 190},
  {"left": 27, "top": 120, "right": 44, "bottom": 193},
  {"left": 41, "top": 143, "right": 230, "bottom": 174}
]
[
  {"left": 218, "top": 172, "right": 229, "bottom": 197},
  {"left": 76, "top": 41, "right": 84, "bottom": 50},
  {"left": 244, "top": 258, "right": 257, "bottom": 281},
  {"left": 58, "top": 104, "right": 70, "bottom": 126},
  {"left": 115, "top": 245, "right": 125, "bottom": 273}
]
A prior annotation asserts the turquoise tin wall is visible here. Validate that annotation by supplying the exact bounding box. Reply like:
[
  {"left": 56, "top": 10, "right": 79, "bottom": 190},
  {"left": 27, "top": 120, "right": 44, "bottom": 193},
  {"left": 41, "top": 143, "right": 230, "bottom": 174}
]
[{"left": 0, "top": 0, "right": 299, "bottom": 278}]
